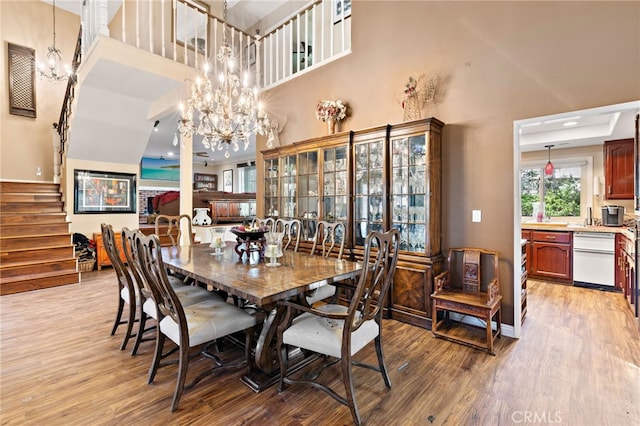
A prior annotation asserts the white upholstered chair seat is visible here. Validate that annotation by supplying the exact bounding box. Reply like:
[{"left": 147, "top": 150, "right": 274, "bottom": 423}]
[
  {"left": 282, "top": 304, "right": 379, "bottom": 359},
  {"left": 160, "top": 299, "right": 257, "bottom": 347},
  {"left": 143, "top": 286, "right": 224, "bottom": 320},
  {"left": 120, "top": 285, "right": 139, "bottom": 305}
]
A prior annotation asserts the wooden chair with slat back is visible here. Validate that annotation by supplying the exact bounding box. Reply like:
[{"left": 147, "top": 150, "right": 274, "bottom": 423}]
[
  {"left": 274, "top": 218, "right": 302, "bottom": 252},
  {"left": 101, "top": 223, "right": 137, "bottom": 351},
  {"left": 431, "top": 247, "right": 502, "bottom": 355},
  {"left": 305, "top": 220, "right": 346, "bottom": 305},
  {"left": 154, "top": 214, "right": 194, "bottom": 247},
  {"left": 276, "top": 229, "right": 400, "bottom": 426},
  {"left": 250, "top": 217, "right": 275, "bottom": 232},
  {"left": 135, "top": 232, "right": 257, "bottom": 412}
]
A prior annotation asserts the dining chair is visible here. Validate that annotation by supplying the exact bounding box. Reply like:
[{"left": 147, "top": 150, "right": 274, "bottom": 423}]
[
  {"left": 276, "top": 229, "right": 400, "bottom": 426},
  {"left": 101, "top": 223, "right": 137, "bottom": 351},
  {"left": 305, "top": 220, "right": 346, "bottom": 305},
  {"left": 121, "top": 228, "right": 224, "bottom": 356},
  {"left": 250, "top": 217, "right": 275, "bottom": 231},
  {"left": 135, "top": 232, "right": 257, "bottom": 412},
  {"left": 155, "top": 214, "right": 194, "bottom": 247},
  {"left": 274, "top": 218, "right": 303, "bottom": 252}
]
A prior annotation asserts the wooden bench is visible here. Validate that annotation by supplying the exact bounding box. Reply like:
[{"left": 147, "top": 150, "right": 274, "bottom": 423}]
[{"left": 431, "top": 248, "right": 502, "bottom": 355}]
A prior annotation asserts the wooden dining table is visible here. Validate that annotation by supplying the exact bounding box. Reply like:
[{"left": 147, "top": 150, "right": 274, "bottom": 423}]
[{"left": 162, "top": 242, "right": 362, "bottom": 391}]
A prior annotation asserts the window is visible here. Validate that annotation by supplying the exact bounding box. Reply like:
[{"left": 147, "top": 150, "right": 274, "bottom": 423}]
[
  {"left": 238, "top": 166, "right": 256, "bottom": 193},
  {"left": 521, "top": 165, "right": 581, "bottom": 217}
]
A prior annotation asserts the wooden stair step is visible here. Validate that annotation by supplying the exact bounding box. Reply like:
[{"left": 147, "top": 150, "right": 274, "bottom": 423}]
[
  {"left": 0, "top": 212, "right": 68, "bottom": 225},
  {"left": 0, "top": 202, "right": 65, "bottom": 213},
  {"left": 0, "top": 222, "right": 71, "bottom": 237},
  {"left": 0, "top": 234, "right": 72, "bottom": 251},
  {"left": 0, "top": 181, "right": 60, "bottom": 193},
  {"left": 1, "top": 246, "right": 75, "bottom": 265},
  {"left": 0, "top": 272, "right": 80, "bottom": 295},
  {"left": 0, "top": 258, "right": 77, "bottom": 279},
  {"left": 1, "top": 193, "right": 62, "bottom": 203}
]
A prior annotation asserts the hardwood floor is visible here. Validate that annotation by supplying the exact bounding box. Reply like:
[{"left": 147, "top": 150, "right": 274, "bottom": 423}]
[{"left": 1, "top": 272, "right": 638, "bottom": 425}]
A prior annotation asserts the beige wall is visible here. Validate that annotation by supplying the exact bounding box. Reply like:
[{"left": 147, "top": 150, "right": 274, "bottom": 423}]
[
  {"left": 256, "top": 1, "right": 640, "bottom": 325},
  {"left": 1, "top": 1, "right": 79, "bottom": 181}
]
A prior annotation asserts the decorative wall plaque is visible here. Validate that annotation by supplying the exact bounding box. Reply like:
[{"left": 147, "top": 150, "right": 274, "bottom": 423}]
[{"left": 8, "top": 43, "right": 36, "bottom": 118}]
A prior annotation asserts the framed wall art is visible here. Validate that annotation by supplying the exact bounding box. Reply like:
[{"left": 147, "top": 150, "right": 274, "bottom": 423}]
[
  {"left": 74, "top": 169, "right": 137, "bottom": 214},
  {"left": 333, "top": 0, "right": 351, "bottom": 24}
]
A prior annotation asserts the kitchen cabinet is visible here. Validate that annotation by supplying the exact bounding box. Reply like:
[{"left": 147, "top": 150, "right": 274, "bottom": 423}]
[
  {"left": 521, "top": 230, "right": 533, "bottom": 276},
  {"left": 616, "top": 232, "right": 636, "bottom": 303},
  {"left": 193, "top": 173, "right": 217, "bottom": 191},
  {"left": 531, "top": 231, "right": 572, "bottom": 282},
  {"left": 261, "top": 118, "right": 444, "bottom": 328},
  {"left": 604, "top": 138, "right": 634, "bottom": 200}
]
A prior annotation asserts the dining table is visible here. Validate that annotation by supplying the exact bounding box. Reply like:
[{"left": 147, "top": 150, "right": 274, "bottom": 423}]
[{"left": 161, "top": 241, "right": 362, "bottom": 391}]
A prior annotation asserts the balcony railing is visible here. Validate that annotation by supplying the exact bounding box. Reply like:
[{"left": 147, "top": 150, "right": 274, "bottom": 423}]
[{"left": 81, "top": 0, "right": 351, "bottom": 90}]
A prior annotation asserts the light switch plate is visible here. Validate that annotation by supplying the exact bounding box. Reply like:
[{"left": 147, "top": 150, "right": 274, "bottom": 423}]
[{"left": 472, "top": 210, "right": 482, "bottom": 223}]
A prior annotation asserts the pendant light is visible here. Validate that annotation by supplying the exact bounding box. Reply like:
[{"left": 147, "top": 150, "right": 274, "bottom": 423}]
[
  {"left": 37, "top": 0, "right": 72, "bottom": 82},
  {"left": 544, "top": 144, "right": 554, "bottom": 176}
]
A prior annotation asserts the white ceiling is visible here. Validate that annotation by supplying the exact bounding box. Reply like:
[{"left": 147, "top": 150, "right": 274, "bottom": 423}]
[{"left": 518, "top": 101, "right": 639, "bottom": 153}]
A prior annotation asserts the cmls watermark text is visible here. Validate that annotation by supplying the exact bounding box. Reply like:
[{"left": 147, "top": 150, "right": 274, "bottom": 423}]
[{"left": 511, "top": 411, "right": 562, "bottom": 424}]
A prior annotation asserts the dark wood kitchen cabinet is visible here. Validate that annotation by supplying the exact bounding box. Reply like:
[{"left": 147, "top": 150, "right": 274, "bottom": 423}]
[
  {"left": 531, "top": 230, "right": 572, "bottom": 283},
  {"left": 604, "top": 138, "right": 634, "bottom": 200}
]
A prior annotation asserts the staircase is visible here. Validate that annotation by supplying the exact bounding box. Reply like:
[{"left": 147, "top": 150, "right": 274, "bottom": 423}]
[{"left": 0, "top": 181, "right": 79, "bottom": 295}]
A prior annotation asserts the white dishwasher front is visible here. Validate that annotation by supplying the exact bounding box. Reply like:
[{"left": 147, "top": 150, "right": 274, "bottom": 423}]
[{"left": 573, "top": 232, "right": 615, "bottom": 287}]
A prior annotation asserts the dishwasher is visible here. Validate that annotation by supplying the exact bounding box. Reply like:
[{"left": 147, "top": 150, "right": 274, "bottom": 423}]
[{"left": 573, "top": 232, "right": 615, "bottom": 287}]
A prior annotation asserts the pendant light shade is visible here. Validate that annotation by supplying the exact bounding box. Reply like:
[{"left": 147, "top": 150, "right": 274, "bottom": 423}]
[{"left": 544, "top": 145, "right": 554, "bottom": 176}]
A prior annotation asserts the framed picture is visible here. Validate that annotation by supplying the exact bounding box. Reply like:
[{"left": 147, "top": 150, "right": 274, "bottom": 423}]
[
  {"left": 74, "top": 169, "right": 137, "bottom": 214},
  {"left": 333, "top": 0, "right": 351, "bottom": 24},
  {"left": 223, "top": 169, "right": 233, "bottom": 192},
  {"left": 140, "top": 157, "right": 180, "bottom": 181}
]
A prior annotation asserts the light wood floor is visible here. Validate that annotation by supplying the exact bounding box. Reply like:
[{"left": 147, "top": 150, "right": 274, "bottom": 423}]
[{"left": 1, "top": 272, "right": 638, "bottom": 425}]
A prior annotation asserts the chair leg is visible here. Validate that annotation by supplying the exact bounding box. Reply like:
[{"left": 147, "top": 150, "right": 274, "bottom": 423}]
[
  {"left": 131, "top": 311, "right": 147, "bottom": 356},
  {"left": 342, "top": 353, "right": 361, "bottom": 426},
  {"left": 120, "top": 302, "right": 135, "bottom": 351},
  {"left": 111, "top": 296, "right": 125, "bottom": 335},
  {"left": 170, "top": 345, "right": 190, "bottom": 412},
  {"left": 277, "top": 337, "right": 287, "bottom": 392},
  {"left": 374, "top": 335, "right": 391, "bottom": 388},
  {"left": 148, "top": 330, "right": 165, "bottom": 384}
]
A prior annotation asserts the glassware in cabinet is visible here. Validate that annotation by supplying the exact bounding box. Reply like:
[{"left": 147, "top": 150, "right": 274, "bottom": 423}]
[
  {"left": 264, "top": 157, "right": 279, "bottom": 216},
  {"left": 297, "top": 150, "right": 319, "bottom": 229},
  {"left": 279, "top": 155, "right": 297, "bottom": 218},
  {"left": 391, "top": 134, "right": 427, "bottom": 253},
  {"left": 354, "top": 139, "right": 385, "bottom": 246}
]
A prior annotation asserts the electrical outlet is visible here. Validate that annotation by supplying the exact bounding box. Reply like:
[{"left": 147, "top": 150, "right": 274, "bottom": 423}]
[{"left": 472, "top": 210, "right": 482, "bottom": 223}]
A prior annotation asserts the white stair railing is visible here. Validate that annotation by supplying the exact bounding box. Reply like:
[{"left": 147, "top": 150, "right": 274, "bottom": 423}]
[{"left": 80, "top": 0, "right": 351, "bottom": 89}]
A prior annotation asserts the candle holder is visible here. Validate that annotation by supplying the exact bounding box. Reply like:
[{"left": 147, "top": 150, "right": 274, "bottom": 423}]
[
  {"left": 264, "top": 231, "right": 284, "bottom": 267},
  {"left": 209, "top": 227, "right": 226, "bottom": 256}
]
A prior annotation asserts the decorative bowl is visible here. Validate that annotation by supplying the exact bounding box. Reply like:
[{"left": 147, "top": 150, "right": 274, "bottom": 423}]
[{"left": 230, "top": 229, "right": 266, "bottom": 240}]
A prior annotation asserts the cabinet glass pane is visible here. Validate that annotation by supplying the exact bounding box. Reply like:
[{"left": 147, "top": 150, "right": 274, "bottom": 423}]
[
  {"left": 264, "top": 158, "right": 279, "bottom": 216},
  {"left": 298, "top": 151, "right": 319, "bottom": 222},
  {"left": 391, "top": 134, "right": 427, "bottom": 252},
  {"left": 322, "top": 147, "right": 348, "bottom": 224},
  {"left": 279, "top": 155, "right": 297, "bottom": 218},
  {"left": 354, "top": 139, "right": 384, "bottom": 246}
]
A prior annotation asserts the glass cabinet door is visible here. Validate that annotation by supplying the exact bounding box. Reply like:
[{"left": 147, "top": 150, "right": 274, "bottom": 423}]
[
  {"left": 322, "top": 146, "right": 348, "bottom": 240},
  {"left": 391, "top": 134, "right": 426, "bottom": 252},
  {"left": 297, "top": 150, "right": 319, "bottom": 219},
  {"left": 280, "top": 155, "right": 297, "bottom": 218},
  {"left": 354, "top": 139, "right": 384, "bottom": 246},
  {"left": 264, "top": 158, "right": 279, "bottom": 216}
]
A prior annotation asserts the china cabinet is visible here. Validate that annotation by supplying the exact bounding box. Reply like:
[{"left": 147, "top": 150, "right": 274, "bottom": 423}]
[{"left": 260, "top": 118, "right": 444, "bottom": 328}]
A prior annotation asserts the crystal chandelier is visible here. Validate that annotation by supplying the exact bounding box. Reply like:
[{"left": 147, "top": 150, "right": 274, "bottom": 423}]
[
  {"left": 177, "top": 0, "right": 274, "bottom": 159},
  {"left": 37, "top": 0, "right": 72, "bottom": 82}
]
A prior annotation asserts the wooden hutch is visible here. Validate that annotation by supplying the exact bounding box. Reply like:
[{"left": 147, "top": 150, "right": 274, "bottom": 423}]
[{"left": 260, "top": 118, "right": 444, "bottom": 328}]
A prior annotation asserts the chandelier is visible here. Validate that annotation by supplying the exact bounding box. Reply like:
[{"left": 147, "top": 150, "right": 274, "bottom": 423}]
[
  {"left": 177, "top": 0, "right": 274, "bottom": 159},
  {"left": 37, "top": 0, "right": 72, "bottom": 82}
]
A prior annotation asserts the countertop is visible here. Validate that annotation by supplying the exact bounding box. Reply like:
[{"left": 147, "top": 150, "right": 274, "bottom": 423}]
[{"left": 522, "top": 222, "right": 635, "bottom": 240}]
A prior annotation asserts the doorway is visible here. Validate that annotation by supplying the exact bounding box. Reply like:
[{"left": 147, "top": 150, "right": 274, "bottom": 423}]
[{"left": 512, "top": 100, "right": 640, "bottom": 338}]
